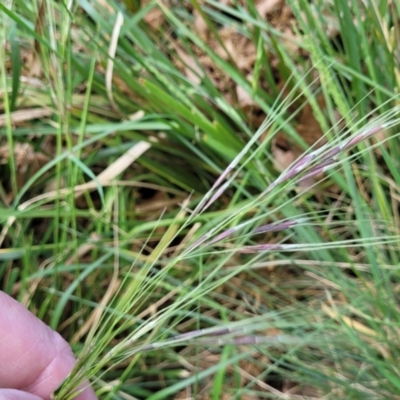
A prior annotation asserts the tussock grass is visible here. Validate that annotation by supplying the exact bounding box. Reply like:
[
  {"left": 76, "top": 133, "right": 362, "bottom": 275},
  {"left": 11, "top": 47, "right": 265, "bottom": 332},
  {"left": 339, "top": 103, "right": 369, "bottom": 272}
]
[{"left": 1, "top": 0, "right": 400, "bottom": 398}]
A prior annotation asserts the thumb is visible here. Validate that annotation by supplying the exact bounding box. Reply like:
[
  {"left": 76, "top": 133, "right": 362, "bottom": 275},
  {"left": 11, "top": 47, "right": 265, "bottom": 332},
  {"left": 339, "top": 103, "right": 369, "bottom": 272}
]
[
  {"left": 0, "top": 389, "right": 43, "bottom": 400},
  {"left": 0, "top": 291, "right": 97, "bottom": 400}
]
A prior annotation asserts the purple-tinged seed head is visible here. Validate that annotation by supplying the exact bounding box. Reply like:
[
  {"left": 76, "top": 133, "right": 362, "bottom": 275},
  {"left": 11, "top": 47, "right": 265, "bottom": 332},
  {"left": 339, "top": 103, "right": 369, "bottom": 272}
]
[
  {"left": 212, "top": 165, "right": 233, "bottom": 191},
  {"left": 206, "top": 227, "right": 238, "bottom": 246},
  {"left": 201, "top": 181, "right": 231, "bottom": 212},
  {"left": 174, "top": 327, "right": 232, "bottom": 340},
  {"left": 267, "top": 124, "right": 386, "bottom": 192},
  {"left": 192, "top": 195, "right": 211, "bottom": 218},
  {"left": 186, "top": 232, "right": 211, "bottom": 252},
  {"left": 224, "top": 335, "right": 266, "bottom": 345},
  {"left": 196, "top": 335, "right": 264, "bottom": 346},
  {"left": 290, "top": 154, "right": 314, "bottom": 173},
  {"left": 274, "top": 168, "right": 301, "bottom": 187},
  {"left": 253, "top": 218, "right": 304, "bottom": 235},
  {"left": 195, "top": 334, "right": 301, "bottom": 346},
  {"left": 192, "top": 165, "right": 234, "bottom": 216},
  {"left": 323, "top": 145, "right": 342, "bottom": 160},
  {"left": 213, "top": 147, "right": 251, "bottom": 191},
  {"left": 238, "top": 243, "right": 283, "bottom": 253},
  {"left": 204, "top": 219, "right": 302, "bottom": 248},
  {"left": 343, "top": 125, "right": 384, "bottom": 150},
  {"left": 206, "top": 221, "right": 251, "bottom": 246},
  {"left": 290, "top": 147, "right": 325, "bottom": 172},
  {"left": 205, "top": 226, "right": 239, "bottom": 246},
  {"left": 296, "top": 160, "right": 336, "bottom": 185}
]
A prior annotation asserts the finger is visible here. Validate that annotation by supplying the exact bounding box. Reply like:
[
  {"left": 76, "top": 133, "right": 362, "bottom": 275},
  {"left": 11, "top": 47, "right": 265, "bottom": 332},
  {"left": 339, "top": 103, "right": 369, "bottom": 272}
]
[
  {"left": 0, "top": 389, "right": 43, "bottom": 400},
  {"left": 0, "top": 291, "right": 96, "bottom": 400}
]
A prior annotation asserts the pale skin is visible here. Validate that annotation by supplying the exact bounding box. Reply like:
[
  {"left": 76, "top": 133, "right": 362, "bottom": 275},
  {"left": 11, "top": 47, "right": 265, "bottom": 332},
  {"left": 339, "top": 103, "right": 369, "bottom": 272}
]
[{"left": 0, "top": 291, "right": 97, "bottom": 400}]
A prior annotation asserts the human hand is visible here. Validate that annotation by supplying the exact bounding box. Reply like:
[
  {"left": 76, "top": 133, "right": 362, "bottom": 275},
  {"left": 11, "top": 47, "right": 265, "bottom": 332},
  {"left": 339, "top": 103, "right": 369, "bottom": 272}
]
[{"left": 0, "top": 290, "right": 97, "bottom": 400}]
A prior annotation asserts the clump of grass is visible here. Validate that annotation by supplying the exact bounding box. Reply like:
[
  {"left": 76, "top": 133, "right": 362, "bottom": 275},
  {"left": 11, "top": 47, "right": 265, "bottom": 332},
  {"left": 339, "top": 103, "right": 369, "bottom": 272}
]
[
  {"left": 52, "top": 102, "right": 400, "bottom": 399},
  {"left": 1, "top": 0, "right": 400, "bottom": 399}
]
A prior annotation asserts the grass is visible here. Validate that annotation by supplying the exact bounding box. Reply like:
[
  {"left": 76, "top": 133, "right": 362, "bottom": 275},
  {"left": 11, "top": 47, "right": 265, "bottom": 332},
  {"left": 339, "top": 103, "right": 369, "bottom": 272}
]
[{"left": 1, "top": 0, "right": 400, "bottom": 398}]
